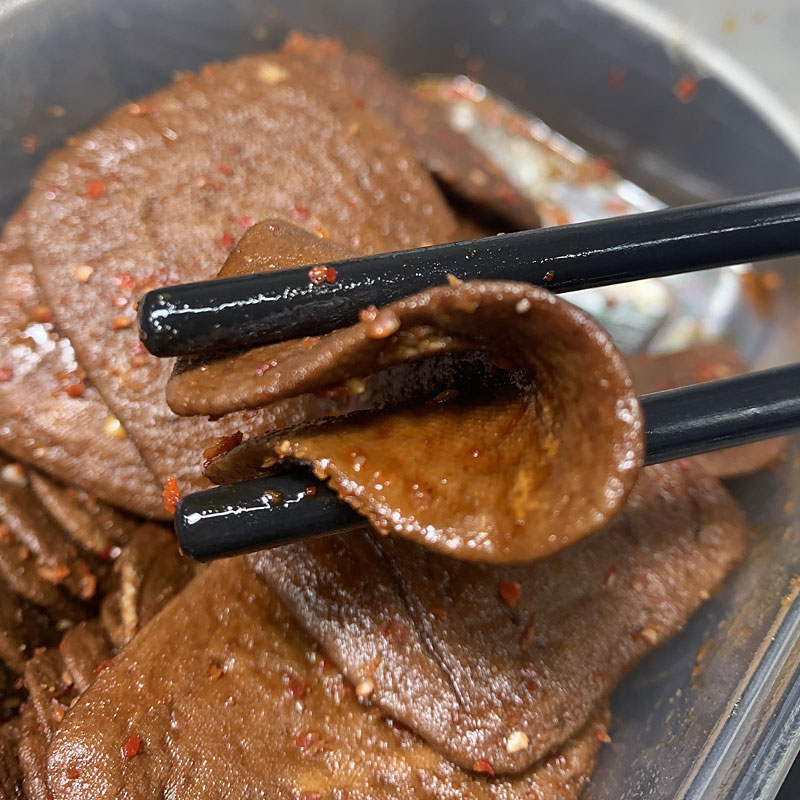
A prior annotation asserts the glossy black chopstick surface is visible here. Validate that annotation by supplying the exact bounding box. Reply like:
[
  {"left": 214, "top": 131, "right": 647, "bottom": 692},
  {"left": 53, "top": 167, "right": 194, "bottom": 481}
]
[
  {"left": 175, "top": 362, "right": 800, "bottom": 561},
  {"left": 140, "top": 188, "right": 800, "bottom": 357}
]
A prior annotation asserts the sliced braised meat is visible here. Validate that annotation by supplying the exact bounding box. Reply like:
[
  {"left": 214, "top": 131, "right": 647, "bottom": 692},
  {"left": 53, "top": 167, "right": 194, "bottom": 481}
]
[
  {"left": 251, "top": 461, "right": 747, "bottom": 773},
  {"left": 24, "top": 649, "right": 78, "bottom": 742},
  {"left": 0, "top": 461, "right": 97, "bottom": 603},
  {"left": 0, "top": 214, "right": 165, "bottom": 519},
  {"left": 0, "top": 593, "right": 56, "bottom": 676},
  {"left": 0, "top": 718, "right": 24, "bottom": 800},
  {"left": 171, "top": 220, "right": 642, "bottom": 562},
  {"left": 100, "top": 524, "right": 197, "bottom": 648},
  {"left": 18, "top": 707, "right": 49, "bottom": 800},
  {"left": 29, "top": 472, "right": 136, "bottom": 560},
  {"left": 284, "top": 33, "right": 541, "bottom": 230},
  {"left": 630, "top": 342, "right": 787, "bottom": 478},
  {"left": 58, "top": 621, "right": 113, "bottom": 694},
  {"left": 25, "top": 51, "right": 457, "bottom": 497},
  {"left": 48, "top": 558, "right": 606, "bottom": 800}
]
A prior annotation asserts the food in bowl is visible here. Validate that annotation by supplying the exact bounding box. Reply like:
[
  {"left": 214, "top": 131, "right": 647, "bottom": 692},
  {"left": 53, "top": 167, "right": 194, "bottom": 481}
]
[{"left": 0, "top": 33, "right": 785, "bottom": 799}]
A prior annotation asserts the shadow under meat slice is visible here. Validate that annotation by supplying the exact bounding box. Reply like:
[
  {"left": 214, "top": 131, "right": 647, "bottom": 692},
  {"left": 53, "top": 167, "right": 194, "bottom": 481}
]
[
  {"left": 250, "top": 461, "right": 747, "bottom": 774},
  {"left": 47, "top": 558, "right": 607, "bottom": 800},
  {"left": 24, "top": 49, "right": 458, "bottom": 498},
  {"left": 283, "top": 33, "right": 541, "bottom": 231},
  {"left": 0, "top": 214, "right": 165, "bottom": 519},
  {"left": 630, "top": 342, "right": 787, "bottom": 478},
  {"left": 170, "top": 221, "right": 643, "bottom": 564}
]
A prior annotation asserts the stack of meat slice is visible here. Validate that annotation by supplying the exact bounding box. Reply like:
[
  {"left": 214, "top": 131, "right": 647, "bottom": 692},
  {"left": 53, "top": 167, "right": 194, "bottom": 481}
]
[{"left": 0, "top": 33, "right": 775, "bottom": 800}]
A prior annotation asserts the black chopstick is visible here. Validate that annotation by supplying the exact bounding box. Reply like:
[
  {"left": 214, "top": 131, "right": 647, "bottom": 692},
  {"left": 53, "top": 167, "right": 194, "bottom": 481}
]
[
  {"left": 175, "top": 362, "right": 800, "bottom": 562},
  {"left": 139, "top": 188, "right": 800, "bottom": 357}
]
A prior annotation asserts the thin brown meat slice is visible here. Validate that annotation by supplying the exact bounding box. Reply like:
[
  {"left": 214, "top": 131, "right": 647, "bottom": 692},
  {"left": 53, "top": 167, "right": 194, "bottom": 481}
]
[
  {"left": 58, "top": 620, "right": 113, "bottom": 694},
  {"left": 0, "top": 718, "right": 24, "bottom": 800},
  {"left": 251, "top": 461, "right": 747, "bottom": 774},
  {"left": 18, "top": 705, "right": 51, "bottom": 800},
  {"left": 630, "top": 342, "right": 787, "bottom": 478},
  {"left": 24, "top": 649, "right": 78, "bottom": 742},
  {"left": 47, "top": 558, "right": 606, "bottom": 800},
  {"left": 0, "top": 214, "right": 165, "bottom": 519},
  {"left": 0, "top": 592, "right": 56, "bottom": 676},
  {"left": 99, "top": 524, "right": 197, "bottom": 648},
  {"left": 25, "top": 52, "right": 457, "bottom": 498},
  {"left": 0, "top": 462, "right": 97, "bottom": 603},
  {"left": 29, "top": 472, "right": 137, "bottom": 560},
  {"left": 283, "top": 33, "right": 541, "bottom": 230},
  {"left": 169, "top": 220, "right": 642, "bottom": 563},
  {"left": 0, "top": 529, "right": 84, "bottom": 621}
]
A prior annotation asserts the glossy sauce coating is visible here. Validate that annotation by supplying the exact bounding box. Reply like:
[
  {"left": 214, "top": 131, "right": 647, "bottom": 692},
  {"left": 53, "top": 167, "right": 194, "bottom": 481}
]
[
  {"left": 0, "top": 215, "right": 164, "bottom": 518},
  {"left": 251, "top": 461, "right": 747, "bottom": 773},
  {"left": 47, "top": 558, "right": 605, "bottom": 800},
  {"left": 24, "top": 49, "right": 458, "bottom": 496},
  {"left": 172, "top": 222, "right": 643, "bottom": 563}
]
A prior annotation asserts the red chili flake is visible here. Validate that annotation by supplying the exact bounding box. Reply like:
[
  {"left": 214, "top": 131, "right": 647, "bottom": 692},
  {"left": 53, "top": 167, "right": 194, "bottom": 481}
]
[
  {"left": 674, "top": 75, "right": 698, "bottom": 103},
  {"left": 381, "top": 619, "right": 408, "bottom": 645},
  {"left": 114, "top": 272, "right": 134, "bottom": 289},
  {"left": 544, "top": 270, "right": 555, "bottom": 282},
  {"left": 300, "top": 793, "right": 322, "bottom": 800},
  {"left": 21, "top": 135, "right": 39, "bottom": 152},
  {"left": 354, "top": 97, "right": 366, "bottom": 110},
  {"left": 112, "top": 316, "right": 132, "bottom": 330},
  {"left": 256, "top": 360, "right": 278, "bottom": 376},
  {"left": 241, "top": 409, "right": 259, "bottom": 421},
  {"left": 608, "top": 68, "right": 627, "bottom": 88},
  {"left": 94, "top": 660, "right": 113, "bottom": 675},
  {"left": 295, "top": 730, "right": 321, "bottom": 749},
  {"left": 290, "top": 205, "right": 311, "bottom": 222},
  {"left": 201, "top": 63, "right": 217, "bottom": 76},
  {"left": 324, "top": 266, "right": 338, "bottom": 284},
  {"left": 318, "top": 656, "right": 334, "bottom": 673},
  {"left": 220, "top": 232, "right": 235, "bottom": 249},
  {"left": 498, "top": 580, "right": 522, "bottom": 607},
  {"left": 595, "top": 727, "right": 612, "bottom": 743},
  {"left": 238, "top": 215, "right": 254, "bottom": 230},
  {"left": 0, "top": 367, "right": 13, "bottom": 382},
  {"left": 306, "top": 486, "right": 317, "bottom": 496},
  {"left": 50, "top": 698, "right": 68, "bottom": 723},
  {"left": 162, "top": 476, "right": 181, "bottom": 515},
  {"left": 121, "top": 734, "right": 141, "bottom": 759},
  {"left": 65, "top": 766, "right": 80, "bottom": 780},
  {"left": 385, "top": 717, "right": 411, "bottom": 733},
  {"left": 33, "top": 306, "right": 53, "bottom": 323},
  {"left": 128, "top": 102, "right": 158, "bottom": 116},
  {"left": 308, "top": 265, "right": 328, "bottom": 286},
  {"left": 218, "top": 164, "right": 233, "bottom": 176},
  {"left": 202, "top": 431, "right": 244, "bottom": 464},
  {"left": 678, "top": 459, "right": 692, "bottom": 473},
  {"left": 86, "top": 179, "right": 106, "bottom": 198},
  {"left": 288, "top": 679, "right": 310, "bottom": 699},
  {"left": 65, "top": 382, "right": 86, "bottom": 398},
  {"left": 473, "top": 758, "right": 495, "bottom": 775}
]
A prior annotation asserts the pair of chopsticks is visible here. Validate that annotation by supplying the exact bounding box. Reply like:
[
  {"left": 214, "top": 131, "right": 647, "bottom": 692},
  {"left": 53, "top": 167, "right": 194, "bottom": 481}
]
[{"left": 137, "top": 188, "right": 800, "bottom": 561}]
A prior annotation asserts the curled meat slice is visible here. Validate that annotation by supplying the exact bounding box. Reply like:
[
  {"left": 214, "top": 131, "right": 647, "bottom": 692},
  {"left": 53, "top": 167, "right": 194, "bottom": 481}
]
[
  {"left": 47, "top": 558, "right": 605, "bottom": 800},
  {"left": 250, "top": 461, "right": 747, "bottom": 773},
  {"left": 170, "top": 223, "right": 642, "bottom": 563}
]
